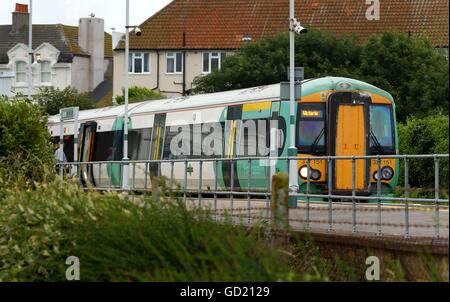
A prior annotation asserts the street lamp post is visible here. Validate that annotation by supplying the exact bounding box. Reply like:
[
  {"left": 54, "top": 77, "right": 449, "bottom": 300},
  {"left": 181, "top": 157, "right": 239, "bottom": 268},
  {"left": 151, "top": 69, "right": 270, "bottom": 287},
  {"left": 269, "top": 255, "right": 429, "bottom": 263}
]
[
  {"left": 288, "top": 0, "right": 299, "bottom": 206},
  {"left": 122, "top": 0, "right": 130, "bottom": 191},
  {"left": 28, "top": 0, "right": 33, "bottom": 99}
]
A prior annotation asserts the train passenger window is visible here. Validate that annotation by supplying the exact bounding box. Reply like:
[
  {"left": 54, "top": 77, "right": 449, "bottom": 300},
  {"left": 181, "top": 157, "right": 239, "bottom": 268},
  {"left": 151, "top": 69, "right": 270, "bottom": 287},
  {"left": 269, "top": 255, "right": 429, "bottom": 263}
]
[
  {"left": 297, "top": 103, "right": 326, "bottom": 154},
  {"left": 129, "top": 128, "right": 152, "bottom": 160},
  {"left": 370, "top": 105, "right": 395, "bottom": 153},
  {"left": 93, "top": 131, "right": 115, "bottom": 161}
]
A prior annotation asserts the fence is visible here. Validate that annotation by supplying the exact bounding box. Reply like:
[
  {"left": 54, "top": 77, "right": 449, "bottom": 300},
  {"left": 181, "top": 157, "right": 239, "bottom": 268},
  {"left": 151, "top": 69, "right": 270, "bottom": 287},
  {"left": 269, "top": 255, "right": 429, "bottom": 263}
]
[{"left": 56, "top": 154, "right": 449, "bottom": 240}]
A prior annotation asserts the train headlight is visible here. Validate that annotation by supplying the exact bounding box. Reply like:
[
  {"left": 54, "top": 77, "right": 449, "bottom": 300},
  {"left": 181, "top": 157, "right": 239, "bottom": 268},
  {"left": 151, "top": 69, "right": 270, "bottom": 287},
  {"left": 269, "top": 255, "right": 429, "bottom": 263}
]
[
  {"left": 299, "top": 166, "right": 321, "bottom": 181},
  {"left": 311, "top": 170, "right": 321, "bottom": 181},
  {"left": 381, "top": 166, "right": 394, "bottom": 181},
  {"left": 373, "top": 167, "right": 394, "bottom": 181},
  {"left": 299, "top": 166, "right": 309, "bottom": 179}
]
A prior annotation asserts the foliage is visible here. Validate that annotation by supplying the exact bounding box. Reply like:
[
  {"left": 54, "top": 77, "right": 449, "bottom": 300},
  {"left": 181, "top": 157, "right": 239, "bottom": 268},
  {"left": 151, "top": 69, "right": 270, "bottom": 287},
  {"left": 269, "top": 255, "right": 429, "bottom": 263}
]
[
  {"left": 34, "top": 86, "right": 95, "bottom": 116},
  {"left": 0, "top": 96, "right": 54, "bottom": 185},
  {"left": 360, "top": 33, "right": 449, "bottom": 122},
  {"left": 397, "top": 113, "right": 449, "bottom": 192},
  {"left": 0, "top": 179, "right": 303, "bottom": 282},
  {"left": 115, "top": 86, "right": 165, "bottom": 105},
  {"left": 193, "top": 30, "right": 361, "bottom": 93},
  {"left": 193, "top": 31, "right": 448, "bottom": 122}
]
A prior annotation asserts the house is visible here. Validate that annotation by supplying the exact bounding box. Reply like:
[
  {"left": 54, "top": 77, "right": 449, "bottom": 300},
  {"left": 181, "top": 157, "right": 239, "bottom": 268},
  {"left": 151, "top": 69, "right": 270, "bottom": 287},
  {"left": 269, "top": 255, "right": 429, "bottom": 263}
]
[
  {"left": 0, "top": 3, "right": 113, "bottom": 98},
  {"left": 113, "top": 0, "right": 448, "bottom": 98}
]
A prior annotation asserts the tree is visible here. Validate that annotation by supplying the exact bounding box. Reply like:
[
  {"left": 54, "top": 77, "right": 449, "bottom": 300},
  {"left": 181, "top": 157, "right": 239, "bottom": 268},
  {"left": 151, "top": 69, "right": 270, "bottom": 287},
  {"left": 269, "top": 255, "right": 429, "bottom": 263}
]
[
  {"left": 193, "top": 30, "right": 448, "bottom": 122},
  {"left": 0, "top": 96, "right": 54, "bottom": 184},
  {"left": 34, "top": 87, "right": 95, "bottom": 116},
  {"left": 359, "top": 33, "right": 449, "bottom": 122},
  {"left": 115, "top": 86, "right": 165, "bottom": 105},
  {"left": 193, "top": 30, "right": 362, "bottom": 93}
]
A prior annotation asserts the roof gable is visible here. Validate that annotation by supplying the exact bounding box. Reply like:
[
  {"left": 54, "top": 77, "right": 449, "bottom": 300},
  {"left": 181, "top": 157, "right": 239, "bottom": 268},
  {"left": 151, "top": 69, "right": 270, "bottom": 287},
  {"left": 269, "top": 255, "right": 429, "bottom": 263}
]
[
  {"left": 0, "top": 24, "right": 113, "bottom": 64},
  {"left": 117, "top": 0, "right": 448, "bottom": 50}
]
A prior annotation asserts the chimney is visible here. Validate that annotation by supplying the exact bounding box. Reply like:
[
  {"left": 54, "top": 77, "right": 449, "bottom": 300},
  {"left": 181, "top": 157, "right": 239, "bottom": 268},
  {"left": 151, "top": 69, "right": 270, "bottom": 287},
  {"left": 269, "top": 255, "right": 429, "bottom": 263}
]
[
  {"left": 11, "top": 3, "right": 29, "bottom": 34},
  {"left": 78, "top": 16, "right": 105, "bottom": 91}
]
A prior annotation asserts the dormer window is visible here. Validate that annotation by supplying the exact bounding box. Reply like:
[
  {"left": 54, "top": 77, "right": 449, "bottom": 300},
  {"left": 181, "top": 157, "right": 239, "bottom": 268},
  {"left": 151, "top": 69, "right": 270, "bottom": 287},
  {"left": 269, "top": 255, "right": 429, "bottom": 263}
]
[{"left": 15, "top": 61, "right": 27, "bottom": 83}]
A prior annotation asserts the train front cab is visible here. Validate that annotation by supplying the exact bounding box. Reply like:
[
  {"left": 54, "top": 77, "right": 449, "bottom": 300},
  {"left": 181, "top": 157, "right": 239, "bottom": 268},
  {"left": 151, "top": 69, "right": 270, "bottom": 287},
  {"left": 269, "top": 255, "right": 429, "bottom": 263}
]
[{"left": 296, "top": 89, "right": 399, "bottom": 202}]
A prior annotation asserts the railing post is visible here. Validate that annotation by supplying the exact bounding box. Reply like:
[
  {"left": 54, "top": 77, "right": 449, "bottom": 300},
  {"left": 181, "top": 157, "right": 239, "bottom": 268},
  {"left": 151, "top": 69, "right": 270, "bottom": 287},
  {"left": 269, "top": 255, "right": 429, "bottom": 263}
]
[
  {"left": 435, "top": 156, "right": 440, "bottom": 239},
  {"left": 327, "top": 157, "right": 334, "bottom": 232},
  {"left": 247, "top": 158, "right": 252, "bottom": 225},
  {"left": 352, "top": 157, "right": 357, "bottom": 234},
  {"left": 404, "top": 157, "right": 410, "bottom": 239},
  {"left": 305, "top": 158, "right": 311, "bottom": 231},
  {"left": 271, "top": 173, "right": 289, "bottom": 230},
  {"left": 376, "top": 156, "right": 382, "bottom": 236}
]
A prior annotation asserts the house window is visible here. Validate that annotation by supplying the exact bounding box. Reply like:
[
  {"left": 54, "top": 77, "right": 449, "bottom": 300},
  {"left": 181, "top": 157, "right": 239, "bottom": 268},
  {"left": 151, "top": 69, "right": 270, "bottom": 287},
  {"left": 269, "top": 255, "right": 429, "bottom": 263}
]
[
  {"left": 15, "top": 61, "right": 27, "bottom": 83},
  {"left": 202, "top": 52, "right": 227, "bottom": 74},
  {"left": 166, "top": 52, "right": 183, "bottom": 74},
  {"left": 41, "top": 61, "right": 52, "bottom": 83},
  {"left": 129, "top": 52, "right": 150, "bottom": 74}
]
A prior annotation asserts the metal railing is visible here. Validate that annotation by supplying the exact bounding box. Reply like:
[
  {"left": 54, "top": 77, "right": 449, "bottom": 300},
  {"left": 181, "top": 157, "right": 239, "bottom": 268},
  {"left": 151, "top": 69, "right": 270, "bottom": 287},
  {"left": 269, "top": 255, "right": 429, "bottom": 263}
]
[{"left": 56, "top": 154, "right": 449, "bottom": 240}]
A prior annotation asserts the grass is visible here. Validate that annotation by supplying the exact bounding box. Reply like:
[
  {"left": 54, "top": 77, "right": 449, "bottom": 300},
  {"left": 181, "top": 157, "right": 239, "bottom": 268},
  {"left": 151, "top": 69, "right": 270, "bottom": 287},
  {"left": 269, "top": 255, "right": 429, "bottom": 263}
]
[{"left": 0, "top": 177, "right": 446, "bottom": 282}]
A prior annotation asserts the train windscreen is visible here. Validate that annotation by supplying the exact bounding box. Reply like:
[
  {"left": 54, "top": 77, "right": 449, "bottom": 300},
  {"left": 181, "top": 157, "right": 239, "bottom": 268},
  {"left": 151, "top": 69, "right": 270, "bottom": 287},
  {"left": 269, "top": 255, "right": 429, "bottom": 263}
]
[
  {"left": 296, "top": 103, "right": 326, "bottom": 154},
  {"left": 370, "top": 105, "right": 395, "bottom": 154}
]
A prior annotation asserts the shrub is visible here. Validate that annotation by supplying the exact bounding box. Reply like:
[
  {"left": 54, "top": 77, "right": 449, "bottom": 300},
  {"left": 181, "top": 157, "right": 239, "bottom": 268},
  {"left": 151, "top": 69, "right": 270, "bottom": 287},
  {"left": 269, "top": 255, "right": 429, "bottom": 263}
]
[
  {"left": 34, "top": 87, "right": 95, "bottom": 116},
  {"left": 0, "top": 179, "right": 304, "bottom": 282},
  {"left": 115, "top": 86, "right": 165, "bottom": 105},
  {"left": 0, "top": 96, "right": 54, "bottom": 185},
  {"left": 397, "top": 113, "right": 449, "bottom": 193}
]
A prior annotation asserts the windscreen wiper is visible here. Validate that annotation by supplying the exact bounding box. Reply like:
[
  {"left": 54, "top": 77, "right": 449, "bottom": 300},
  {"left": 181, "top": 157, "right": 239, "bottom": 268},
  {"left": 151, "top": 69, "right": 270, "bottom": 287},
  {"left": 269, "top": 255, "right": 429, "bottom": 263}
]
[
  {"left": 310, "top": 128, "right": 326, "bottom": 154},
  {"left": 370, "top": 130, "right": 385, "bottom": 154}
]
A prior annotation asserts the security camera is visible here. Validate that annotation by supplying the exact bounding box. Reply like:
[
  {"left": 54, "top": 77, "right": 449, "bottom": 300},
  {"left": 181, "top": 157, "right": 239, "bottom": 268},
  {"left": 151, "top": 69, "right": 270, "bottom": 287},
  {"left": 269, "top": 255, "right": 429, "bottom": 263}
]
[
  {"left": 290, "top": 18, "right": 307, "bottom": 35},
  {"left": 34, "top": 53, "right": 42, "bottom": 63},
  {"left": 134, "top": 27, "right": 142, "bottom": 36}
]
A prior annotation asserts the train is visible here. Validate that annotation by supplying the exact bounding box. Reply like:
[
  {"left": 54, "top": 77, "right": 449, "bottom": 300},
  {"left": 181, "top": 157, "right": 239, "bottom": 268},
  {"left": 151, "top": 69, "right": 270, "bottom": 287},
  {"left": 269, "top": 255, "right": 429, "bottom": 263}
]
[{"left": 48, "top": 77, "right": 399, "bottom": 200}]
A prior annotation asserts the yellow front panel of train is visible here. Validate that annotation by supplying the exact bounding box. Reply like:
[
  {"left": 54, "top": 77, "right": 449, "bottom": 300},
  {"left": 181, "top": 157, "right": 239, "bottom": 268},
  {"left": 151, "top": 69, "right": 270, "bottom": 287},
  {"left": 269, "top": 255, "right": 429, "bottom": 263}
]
[{"left": 335, "top": 105, "right": 366, "bottom": 190}]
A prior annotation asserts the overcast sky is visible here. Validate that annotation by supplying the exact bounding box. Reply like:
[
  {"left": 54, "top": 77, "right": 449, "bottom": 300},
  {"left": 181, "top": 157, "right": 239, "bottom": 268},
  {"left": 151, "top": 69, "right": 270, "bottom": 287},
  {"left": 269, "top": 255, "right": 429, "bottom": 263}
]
[{"left": 0, "top": 0, "right": 173, "bottom": 33}]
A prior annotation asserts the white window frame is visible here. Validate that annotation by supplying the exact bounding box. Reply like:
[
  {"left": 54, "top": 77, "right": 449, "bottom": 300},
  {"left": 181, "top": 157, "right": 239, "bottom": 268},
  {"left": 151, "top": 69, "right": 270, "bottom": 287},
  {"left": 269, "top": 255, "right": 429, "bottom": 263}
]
[
  {"left": 40, "top": 60, "right": 52, "bottom": 84},
  {"left": 202, "top": 52, "right": 227, "bottom": 74},
  {"left": 129, "top": 52, "right": 150, "bottom": 74},
  {"left": 15, "top": 60, "right": 27, "bottom": 84},
  {"left": 166, "top": 52, "right": 183, "bottom": 74}
]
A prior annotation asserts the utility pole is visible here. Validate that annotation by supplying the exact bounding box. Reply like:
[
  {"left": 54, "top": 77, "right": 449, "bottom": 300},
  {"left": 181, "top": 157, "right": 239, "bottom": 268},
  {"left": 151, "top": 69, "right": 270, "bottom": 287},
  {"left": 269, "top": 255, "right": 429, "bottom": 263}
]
[
  {"left": 122, "top": 0, "right": 130, "bottom": 191},
  {"left": 28, "top": 0, "right": 33, "bottom": 99},
  {"left": 288, "top": 0, "right": 299, "bottom": 207}
]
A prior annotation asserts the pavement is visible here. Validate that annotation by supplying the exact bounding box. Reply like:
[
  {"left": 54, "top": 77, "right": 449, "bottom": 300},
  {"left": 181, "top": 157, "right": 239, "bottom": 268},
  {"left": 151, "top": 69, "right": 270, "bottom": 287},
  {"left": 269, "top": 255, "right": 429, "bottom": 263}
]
[{"left": 185, "top": 198, "right": 449, "bottom": 240}]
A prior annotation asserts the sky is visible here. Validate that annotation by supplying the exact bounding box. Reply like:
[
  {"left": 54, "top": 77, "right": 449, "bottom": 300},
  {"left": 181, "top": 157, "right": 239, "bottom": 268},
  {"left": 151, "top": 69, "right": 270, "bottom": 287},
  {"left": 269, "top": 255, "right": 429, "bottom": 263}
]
[{"left": 0, "top": 0, "right": 173, "bottom": 33}]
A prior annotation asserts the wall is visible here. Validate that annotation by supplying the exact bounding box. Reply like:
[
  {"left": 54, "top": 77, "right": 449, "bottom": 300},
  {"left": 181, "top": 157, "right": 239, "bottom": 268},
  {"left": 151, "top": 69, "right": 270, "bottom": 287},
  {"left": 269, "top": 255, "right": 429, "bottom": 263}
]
[
  {"left": 71, "top": 57, "right": 90, "bottom": 92},
  {"left": 113, "top": 50, "right": 232, "bottom": 99}
]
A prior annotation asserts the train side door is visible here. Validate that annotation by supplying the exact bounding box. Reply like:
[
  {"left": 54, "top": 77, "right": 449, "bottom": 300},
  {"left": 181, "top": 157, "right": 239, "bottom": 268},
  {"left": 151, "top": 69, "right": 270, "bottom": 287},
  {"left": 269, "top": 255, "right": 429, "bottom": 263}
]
[
  {"left": 329, "top": 92, "right": 371, "bottom": 193},
  {"left": 149, "top": 114, "right": 167, "bottom": 180},
  {"left": 78, "top": 121, "right": 97, "bottom": 187}
]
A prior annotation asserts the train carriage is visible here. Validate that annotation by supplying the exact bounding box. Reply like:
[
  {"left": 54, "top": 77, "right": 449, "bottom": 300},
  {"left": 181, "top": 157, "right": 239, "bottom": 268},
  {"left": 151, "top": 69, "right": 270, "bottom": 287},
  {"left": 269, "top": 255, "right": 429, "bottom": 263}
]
[{"left": 48, "top": 76, "right": 399, "bottom": 200}]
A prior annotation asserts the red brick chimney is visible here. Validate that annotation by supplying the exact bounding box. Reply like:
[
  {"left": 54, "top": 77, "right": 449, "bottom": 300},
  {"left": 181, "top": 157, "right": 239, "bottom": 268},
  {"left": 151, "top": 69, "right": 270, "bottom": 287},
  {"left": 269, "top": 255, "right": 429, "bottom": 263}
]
[{"left": 11, "top": 3, "right": 29, "bottom": 34}]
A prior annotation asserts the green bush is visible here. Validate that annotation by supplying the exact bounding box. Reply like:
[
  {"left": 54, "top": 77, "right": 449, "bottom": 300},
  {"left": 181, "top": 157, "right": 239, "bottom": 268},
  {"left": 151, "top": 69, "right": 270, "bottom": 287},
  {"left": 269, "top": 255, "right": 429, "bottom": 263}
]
[
  {"left": 0, "top": 179, "right": 305, "bottom": 282},
  {"left": 397, "top": 113, "right": 449, "bottom": 194},
  {"left": 34, "top": 87, "right": 95, "bottom": 116},
  {"left": 115, "top": 86, "right": 165, "bottom": 105},
  {"left": 0, "top": 96, "right": 54, "bottom": 185},
  {"left": 193, "top": 31, "right": 448, "bottom": 122}
]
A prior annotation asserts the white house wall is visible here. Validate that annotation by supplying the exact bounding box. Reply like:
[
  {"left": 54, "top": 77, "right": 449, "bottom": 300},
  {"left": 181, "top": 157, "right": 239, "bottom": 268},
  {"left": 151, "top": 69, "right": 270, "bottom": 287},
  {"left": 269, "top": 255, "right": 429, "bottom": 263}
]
[
  {"left": 113, "top": 50, "right": 231, "bottom": 99},
  {"left": 71, "top": 57, "right": 90, "bottom": 92}
]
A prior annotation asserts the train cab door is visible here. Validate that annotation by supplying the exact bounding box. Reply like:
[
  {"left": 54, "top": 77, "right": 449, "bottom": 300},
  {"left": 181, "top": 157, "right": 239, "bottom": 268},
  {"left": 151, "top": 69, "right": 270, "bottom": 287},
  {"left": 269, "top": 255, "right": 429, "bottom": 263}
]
[
  {"left": 78, "top": 121, "right": 97, "bottom": 187},
  {"left": 329, "top": 92, "right": 371, "bottom": 193},
  {"left": 149, "top": 114, "right": 166, "bottom": 181}
]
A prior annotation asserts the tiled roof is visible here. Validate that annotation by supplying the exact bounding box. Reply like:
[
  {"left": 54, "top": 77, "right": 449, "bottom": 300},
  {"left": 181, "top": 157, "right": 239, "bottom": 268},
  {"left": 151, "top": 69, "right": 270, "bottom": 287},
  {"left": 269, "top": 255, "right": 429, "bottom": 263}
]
[
  {"left": 0, "top": 24, "right": 113, "bottom": 64},
  {"left": 117, "top": 0, "right": 448, "bottom": 50}
]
